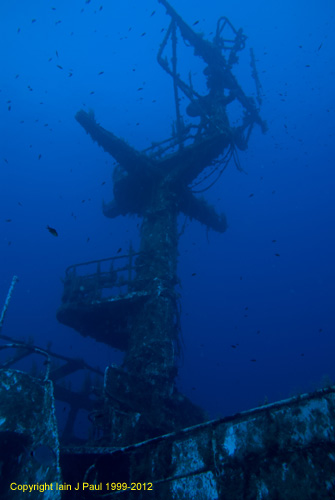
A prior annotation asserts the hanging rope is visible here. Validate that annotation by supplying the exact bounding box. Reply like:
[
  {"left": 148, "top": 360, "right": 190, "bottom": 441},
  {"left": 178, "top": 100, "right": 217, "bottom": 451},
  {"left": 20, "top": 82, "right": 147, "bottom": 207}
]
[{"left": 190, "top": 146, "right": 234, "bottom": 193}]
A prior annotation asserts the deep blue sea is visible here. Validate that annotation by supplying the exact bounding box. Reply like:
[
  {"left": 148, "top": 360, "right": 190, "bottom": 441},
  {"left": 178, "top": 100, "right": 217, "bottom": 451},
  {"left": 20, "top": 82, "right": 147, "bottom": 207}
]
[{"left": 1, "top": 0, "right": 334, "bottom": 440}]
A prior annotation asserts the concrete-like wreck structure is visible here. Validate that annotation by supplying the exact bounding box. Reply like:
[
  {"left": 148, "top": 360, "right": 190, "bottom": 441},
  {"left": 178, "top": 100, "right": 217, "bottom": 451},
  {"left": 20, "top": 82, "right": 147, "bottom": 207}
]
[{"left": 1, "top": 1, "right": 335, "bottom": 498}]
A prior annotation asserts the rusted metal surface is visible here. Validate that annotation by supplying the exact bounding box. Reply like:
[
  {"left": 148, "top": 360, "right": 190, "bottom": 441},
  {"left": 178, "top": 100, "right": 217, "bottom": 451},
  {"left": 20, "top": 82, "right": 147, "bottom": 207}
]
[
  {"left": 60, "top": 386, "right": 335, "bottom": 499},
  {"left": 0, "top": 369, "right": 62, "bottom": 499}
]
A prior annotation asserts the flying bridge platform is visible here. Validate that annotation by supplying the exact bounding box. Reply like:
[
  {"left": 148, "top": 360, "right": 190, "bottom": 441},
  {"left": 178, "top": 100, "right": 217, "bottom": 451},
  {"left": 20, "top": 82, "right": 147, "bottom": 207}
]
[{"left": 56, "top": 249, "right": 150, "bottom": 351}]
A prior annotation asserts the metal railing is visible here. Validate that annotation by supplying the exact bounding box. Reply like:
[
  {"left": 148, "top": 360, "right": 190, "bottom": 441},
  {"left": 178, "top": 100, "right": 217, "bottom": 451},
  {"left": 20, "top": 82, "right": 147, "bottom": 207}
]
[{"left": 62, "top": 246, "right": 144, "bottom": 304}]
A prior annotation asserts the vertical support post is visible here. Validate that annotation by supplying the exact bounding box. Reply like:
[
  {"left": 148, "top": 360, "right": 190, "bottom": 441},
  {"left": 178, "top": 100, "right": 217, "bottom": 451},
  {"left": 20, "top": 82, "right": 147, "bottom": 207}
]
[
  {"left": 123, "top": 185, "right": 178, "bottom": 398},
  {"left": 0, "top": 275, "right": 19, "bottom": 333},
  {"left": 171, "top": 20, "right": 183, "bottom": 149},
  {"left": 128, "top": 242, "right": 134, "bottom": 286}
]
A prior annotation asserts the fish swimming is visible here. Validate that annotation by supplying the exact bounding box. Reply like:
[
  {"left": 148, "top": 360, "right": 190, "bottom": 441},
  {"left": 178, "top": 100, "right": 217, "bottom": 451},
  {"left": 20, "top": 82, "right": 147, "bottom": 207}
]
[{"left": 46, "top": 225, "right": 58, "bottom": 237}]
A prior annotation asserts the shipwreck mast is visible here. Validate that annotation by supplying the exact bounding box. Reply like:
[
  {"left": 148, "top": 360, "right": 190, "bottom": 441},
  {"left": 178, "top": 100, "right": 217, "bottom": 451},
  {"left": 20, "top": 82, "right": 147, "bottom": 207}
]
[{"left": 58, "top": 0, "right": 266, "bottom": 447}]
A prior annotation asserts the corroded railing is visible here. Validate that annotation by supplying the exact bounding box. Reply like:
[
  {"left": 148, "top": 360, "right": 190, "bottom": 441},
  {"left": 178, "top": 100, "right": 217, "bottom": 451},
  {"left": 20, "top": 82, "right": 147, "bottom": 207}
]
[{"left": 62, "top": 246, "right": 145, "bottom": 304}]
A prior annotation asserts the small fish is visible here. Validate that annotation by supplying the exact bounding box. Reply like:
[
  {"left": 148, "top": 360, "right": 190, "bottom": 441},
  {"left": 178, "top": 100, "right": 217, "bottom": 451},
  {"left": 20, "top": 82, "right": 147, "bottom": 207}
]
[
  {"left": 38, "top": 154, "right": 42, "bottom": 160},
  {"left": 31, "top": 19, "right": 37, "bottom": 23},
  {"left": 191, "top": 272, "right": 196, "bottom": 276},
  {"left": 5, "top": 219, "right": 12, "bottom": 222},
  {"left": 56, "top": 50, "right": 59, "bottom": 57},
  {"left": 272, "top": 240, "right": 277, "bottom": 243},
  {"left": 17, "top": 28, "right": 21, "bottom": 33},
  {"left": 117, "top": 247, "right": 122, "bottom": 254},
  {"left": 274, "top": 253, "right": 280, "bottom": 257},
  {"left": 86, "top": 237, "right": 90, "bottom": 242},
  {"left": 98, "top": 71, "right": 104, "bottom": 75},
  {"left": 231, "top": 345, "right": 237, "bottom": 349},
  {"left": 137, "top": 87, "right": 143, "bottom": 91},
  {"left": 317, "top": 42, "right": 323, "bottom": 51},
  {"left": 150, "top": 10, "right": 156, "bottom": 16},
  {"left": 250, "top": 359, "right": 257, "bottom": 362},
  {"left": 141, "top": 32, "right": 146, "bottom": 36},
  {"left": 46, "top": 225, "right": 58, "bottom": 237},
  {"left": 193, "top": 20, "right": 199, "bottom": 26},
  {"left": 56, "top": 65, "right": 63, "bottom": 70},
  {"left": 249, "top": 193, "right": 254, "bottom": 197}
]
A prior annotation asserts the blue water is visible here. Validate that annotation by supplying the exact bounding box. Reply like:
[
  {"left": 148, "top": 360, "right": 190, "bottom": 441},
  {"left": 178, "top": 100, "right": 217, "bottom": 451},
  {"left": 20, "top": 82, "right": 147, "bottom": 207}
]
[{"left": 1, "top": 0, "right": 335, "bottom": 438}]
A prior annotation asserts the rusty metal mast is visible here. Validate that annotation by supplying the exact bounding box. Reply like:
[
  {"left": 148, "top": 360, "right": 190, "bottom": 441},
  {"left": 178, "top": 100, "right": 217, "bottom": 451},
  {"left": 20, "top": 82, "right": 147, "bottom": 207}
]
[{"left": 59, "top": 0, "right": 266, "bottom": 446}]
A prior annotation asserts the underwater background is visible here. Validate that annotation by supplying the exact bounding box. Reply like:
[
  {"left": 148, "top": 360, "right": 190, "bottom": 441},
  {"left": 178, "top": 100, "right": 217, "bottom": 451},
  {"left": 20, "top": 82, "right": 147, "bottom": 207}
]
[{"left": 1, "top": 0, "right": 335, "bottom": 440}]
